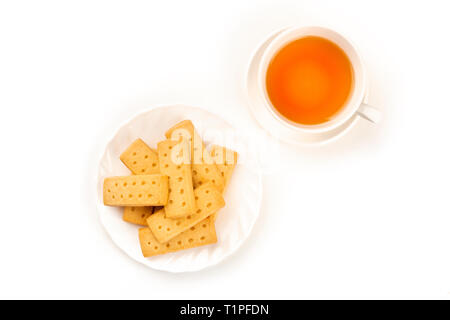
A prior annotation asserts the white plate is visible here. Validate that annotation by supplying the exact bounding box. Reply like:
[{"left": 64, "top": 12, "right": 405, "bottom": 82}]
[{"left": 96, "top": 105, "right": 263, "bottom": 272}]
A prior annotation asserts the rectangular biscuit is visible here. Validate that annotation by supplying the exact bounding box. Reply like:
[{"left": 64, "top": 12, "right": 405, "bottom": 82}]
[
  {"left": 123, "top": 206, "right": 154, "bottom": 226},
  {"left": 147, "top": 182, "right": 225, "bottom": 243},
  {"left": 210, "top": 145, "right": 238, "bottom": 192},
  {"left": 210, "top": 145, "right": 238, "bottom": 221},
  {"left": 103, "top": 174, "right": 169, "bottom": 206},
  {"left": 138, "top": 217, "right": 217, "bottom": 257},
  {"left": 120, "top": 139, "right": 160, "bottom": 222},
  {"left": 120, "top": 138, "right": 160, "bottom": 175},
  {"left": 157, "top": 139, "right": 196, "bottom": 218},
  {"left": 165, "top": 120, "right": 225, "bottom": 192}
]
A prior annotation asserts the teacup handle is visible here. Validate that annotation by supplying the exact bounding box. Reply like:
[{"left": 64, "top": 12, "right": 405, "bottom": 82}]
[{"left": 357, "top": 103, "right": 381, "bottom": 124}]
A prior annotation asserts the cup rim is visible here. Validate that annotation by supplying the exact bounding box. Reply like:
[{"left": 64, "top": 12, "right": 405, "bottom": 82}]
[{"left": 257, "top": 26, "right": 367, "bottom": 133}]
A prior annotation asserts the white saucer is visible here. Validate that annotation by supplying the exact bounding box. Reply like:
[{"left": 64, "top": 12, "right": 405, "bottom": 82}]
[
  {"left": 96, "top": 105, "right": 263, "bottom": 272},
  {"left": 245, "top": 29, "right": 367, "bottom": 146}
]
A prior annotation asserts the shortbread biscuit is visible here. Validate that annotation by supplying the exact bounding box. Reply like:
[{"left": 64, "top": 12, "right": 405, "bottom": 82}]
[
  {"left": 165, "top": 120, "right": 224, "bottom": 192},
  {"left": 123, "top": 206, "right": 154, "bottom": 226},
  {"left": 103, "top": 174, "right": 169, "bottom": 206},
  {"left": 210, "top": 145, "right": 238, "bottom": 192},
  {"left": 147, "top": 182, "right": 225, "bottom": 243},
  {"left": 210, "top": 145, "right": 238, "bottom": 221},
  {"left": 138, "top": 217, "right": 217, "bottom": 257},
  {"left": 157, "top": 139, "right": 196, "bottom": 218},
  {"left": 120, "top": 139, "right": 160, "bottom": 222},
  {"left": 120, "top": 139, "right": 160, "bottom": 175}
]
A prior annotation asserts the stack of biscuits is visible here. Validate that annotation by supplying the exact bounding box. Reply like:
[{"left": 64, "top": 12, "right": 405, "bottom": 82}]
[{"left": 103, "top": 120, "right": 238, "bottom": 257}]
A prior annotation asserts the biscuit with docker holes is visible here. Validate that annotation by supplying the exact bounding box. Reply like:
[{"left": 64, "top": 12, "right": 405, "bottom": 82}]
[
  {"left": 103, "top": 174, "right": 168, "bottom": 206},
  {"left": 157, "top": 139, "right": 196, "bottom": 218},
  {"left": 120, "top": 139, "right": 160, "bottom": 222},
  {"left": 209, "top": 145, "right": 238, "bottom": 221},
  {"left": 120, "top": 139, "right": 160, "bottom": 175},
  {"left": 210, "top": 145, "right": 238, "bottom": 192},
  {"left": 147, "top": 182, "right": 224, "bottom": 243},
  {"left": 138, "top": 217, "right": 217, "bottom": 257},
  {"left": 123, "top": 206, "right": 154, "bottom": 226},
  {"left": 165, "top": 120, "right": 224, "bottom": 192}
]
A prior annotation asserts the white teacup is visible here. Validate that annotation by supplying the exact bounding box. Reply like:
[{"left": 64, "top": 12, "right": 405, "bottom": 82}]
[{"left": 246, "top": 26, "right": 380, "bottom": 145}]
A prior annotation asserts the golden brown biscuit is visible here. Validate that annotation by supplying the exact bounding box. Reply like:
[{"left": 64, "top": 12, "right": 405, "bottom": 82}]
[
  {"left": 209, "top": 145, "right": 238, "bottom": 221},
  {"left": 165, "top": 120, "right": 224, "bottom": 192},
  {"left": 120, "top": 139, "right": 159, "bottom": 175},
  {"left": 120, "top": 139, "right": 161, "bottom": 222},
  {"left": 103, "top": 174, "right": 169, "bottom": 206},
  {"left": 157, "top": 139, "right": 196, "bottom": 218},
  {"left": 138, "top": 217, "right": 217, "bottom": 257},
  {"left": 210, "top": 145, "right": 238, "bottom": 192},
  {"left": 123, "top": 206, "right": 154, "bottom": 226},
  {"left": 147, "top": 182, "right": 225, "bottom": 243}
]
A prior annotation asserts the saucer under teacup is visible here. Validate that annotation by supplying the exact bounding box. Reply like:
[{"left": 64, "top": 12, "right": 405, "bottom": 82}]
[{"left": 245, "top": 27, "right": 373, "bottom": 146}]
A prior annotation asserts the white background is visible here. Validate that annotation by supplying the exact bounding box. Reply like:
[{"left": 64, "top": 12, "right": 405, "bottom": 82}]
[{"left": 0, "top": 0, "right": 449, "bottom": 299}]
